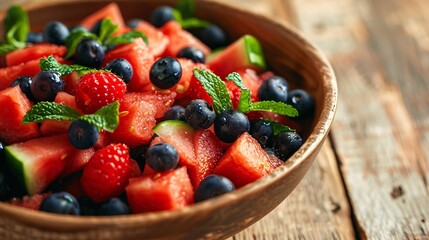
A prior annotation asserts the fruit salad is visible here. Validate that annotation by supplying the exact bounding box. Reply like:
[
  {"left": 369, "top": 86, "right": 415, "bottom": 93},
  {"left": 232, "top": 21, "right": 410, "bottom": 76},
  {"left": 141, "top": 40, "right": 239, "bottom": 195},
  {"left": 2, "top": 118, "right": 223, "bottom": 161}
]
[{"left": 0, "top": 1, "right": 315, "bottom": 216}]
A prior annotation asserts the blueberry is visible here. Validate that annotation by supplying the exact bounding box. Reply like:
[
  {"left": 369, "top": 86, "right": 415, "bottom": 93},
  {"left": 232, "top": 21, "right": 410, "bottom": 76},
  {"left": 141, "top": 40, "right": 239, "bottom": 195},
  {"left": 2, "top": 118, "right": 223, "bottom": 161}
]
[
  {"left": 185, "top": 99, "right": 216, "bottom": 129},
  {"left": 274, "top": 131, "right": 303, "bottom": 160},
  {"left": 287, "top": 89, "right": 315, "bottom": 118},
  {"left": 130, "top": 144, "right": 149, "bottom": 171},
  {"left": 68, "top": 119, "right": 99, "bottom": 149},
  {"left": 194, "top": 175, "right": 235, "bottom": 202},
  {"left": 163, "top": 105, "right": 186, "bottom": 122},
  {"left": 151, "top": 6, "right": 175, "bottom": 28},
  {"left": 149, "top": 57, "right": 182, "bottom": 89},
  {"left": 98, "top": 198, "right": 130, "bottom": 216},
  {"left": 126, "top": 18, "right": 141, "bottom": 29},
  {"left": 42, "top": 21, "right": 70, "bottom": 45},
  {"left": 249, "top": 120, "right": 274, "bottom": 148},
  {"left": 0, "top": 140, "right": 4, "bottom": 161},
  {"left": 39, "top": 192, "right": 80, "bottom": 215},
  {"left": 199, "top": 25, "right": 227, "bottom": 49},
  {"left": 31, "top": 71, "right": 64, "bottom": 102},
  {"left": 11, "top": 76, "right": 34, "bottom": 101},
  {"left": 74, "top": 38, "right": 105, "bottom": 68},
  {"left": 146, "top": 143, "right": 179, "bottom": 172},
  {"left": 90, "top": 19, "right": 103, "bottom": 35},
  {"left": 214, "top": 110, "right": 250, "bottom": 143},
  {"left": 257, "top": 76, "right": 289, "bottom": 102},
  {"left": 104, "top": 58, "right": 133, "bottom": 84},
  {"left": 177, "top": 47, "right": 206, "bottom": 63},
  {"left": 78, "top": 196, "right": 98, "bottom": 216},
  {"left": 26, "top": 32, "right": 43, "bottom": 43}
]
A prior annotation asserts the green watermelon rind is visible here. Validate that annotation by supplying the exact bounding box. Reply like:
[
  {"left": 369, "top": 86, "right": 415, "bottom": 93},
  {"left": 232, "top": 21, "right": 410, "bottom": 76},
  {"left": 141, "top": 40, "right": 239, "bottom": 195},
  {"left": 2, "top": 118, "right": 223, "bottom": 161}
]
[
  {"left": 242, "top": 35, "right": 266, "bottom": 70},
  {"left": 4, "top": 145, "right": 34, "bottom": 195},
  {"left": 153, "top": 120, "right": 196, "bottom": 137}
]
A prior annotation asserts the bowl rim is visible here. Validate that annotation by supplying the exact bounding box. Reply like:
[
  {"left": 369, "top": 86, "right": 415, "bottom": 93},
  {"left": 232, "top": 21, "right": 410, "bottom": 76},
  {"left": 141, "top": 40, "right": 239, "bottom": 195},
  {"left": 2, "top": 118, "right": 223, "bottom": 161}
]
[{"left": 0, "top": 0, "right": 337, "bottom": 227}]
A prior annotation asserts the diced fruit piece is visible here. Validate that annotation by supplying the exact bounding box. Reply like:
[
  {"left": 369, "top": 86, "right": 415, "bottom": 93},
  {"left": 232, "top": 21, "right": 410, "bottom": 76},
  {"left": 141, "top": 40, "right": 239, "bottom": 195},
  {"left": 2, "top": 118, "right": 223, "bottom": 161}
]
[
  {"left": 129, "top": 159, "right": 142, "bottom": 178},
  {"left": 75, "top": 71, "right": 126, "bottom": 114},
  {"left": 4, "top": 134, "right": 75, "bottom": 194},
  {"left": 120, "top": 91, "right": 176, "bottom": 119},
  {"left": 207, "top": 35, "right": 266, "bottom": 78},
  {"left": 5, "top": 43, "right": 66, "bottom": 67},
  {"left": 134, "top": 20, "right": 169, "bottom": 57},
  {"left": 104, "top": 38, "right": 154, "bottom": 92},
  {"left": 213, "top": 132, "right": 275, "bottom": 188},
  {"left": 0, "top": 86, "right": 39, "bottom": 144},
  {"left": 192, "top": 130, "right": 223, "bottom": 188},
  {"left": 109, "top": 94, "right": 157, "bottom": 148},
  {"left": 39, "top": 191, "right": 80, "bottom": 215},
  {"left": 81, "top": 143, "right": 131, "bottom": 203},
  {"left": 11, "top": 76, "right": 34, "bottom": 101},
  {"left": 0, "top": 59, "right": 43, "bottom": 90},
  {"left": 161, "top": 21, "right": 210, "bottom": 57},
  {"left": 80, "top": 3, "right": 126, "bottom": 34},
  {"left": 61, "top": 148, "right": 95, "bottom": 177},
  {"left": 226, "top": 69, "right": 262, "bottom": 108},
  {"left": 40, "top": 92, "right": 81, "bottom": 136},
  {"left": 8, "top": 193, "right": 50, "bottom": 210},
  {"left": 194, "top": 174, "right": 235, "bottom": 202},
  {"left": 126, "top": 166, "right": 193, "bottom": 213}
]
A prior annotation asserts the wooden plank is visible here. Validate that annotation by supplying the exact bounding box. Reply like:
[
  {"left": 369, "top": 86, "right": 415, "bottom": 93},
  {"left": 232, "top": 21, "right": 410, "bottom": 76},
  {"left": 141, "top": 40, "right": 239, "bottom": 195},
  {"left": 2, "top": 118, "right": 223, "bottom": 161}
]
[{"left": 289, "top": 0, "right": 429, "bottom": 238}]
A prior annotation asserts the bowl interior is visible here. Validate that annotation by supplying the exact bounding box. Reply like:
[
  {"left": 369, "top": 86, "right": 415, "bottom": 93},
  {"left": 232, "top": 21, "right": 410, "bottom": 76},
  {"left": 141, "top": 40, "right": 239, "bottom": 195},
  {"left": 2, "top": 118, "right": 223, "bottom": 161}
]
[{"left": 0, "top": 1, "right": 337, "bottom": 239}]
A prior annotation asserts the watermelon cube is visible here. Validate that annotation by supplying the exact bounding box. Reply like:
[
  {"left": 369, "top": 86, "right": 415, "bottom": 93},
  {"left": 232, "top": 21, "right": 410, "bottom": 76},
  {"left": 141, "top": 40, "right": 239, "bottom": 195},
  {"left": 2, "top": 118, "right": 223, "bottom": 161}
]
[
  {"left": 0, "top": 86, "right": 40, "bottom": 144},
  {"left": 80, "top": 2, "right": 126, "bottom": 34},
  {"left": 134, "top": 20, "right": 170, "bottom": 58},
  {"left": 126, "top": 166, "right": 194, "bottom": 213},
  {"left": 213, "top": 132, "right": 275, "bottom": 188},
  {"left": 5, "top": 43, "right": 66, "bottom": 67}
]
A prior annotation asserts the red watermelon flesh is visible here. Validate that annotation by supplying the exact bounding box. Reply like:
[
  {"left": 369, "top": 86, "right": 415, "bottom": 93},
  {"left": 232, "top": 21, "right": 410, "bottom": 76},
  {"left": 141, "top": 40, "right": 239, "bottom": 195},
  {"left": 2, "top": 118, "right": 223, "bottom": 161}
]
[
  {"left": 225, "top": 69, "right": 262, "bottom": 108},
  {"left": 0, "top": 86, "right": 40, "bottom": 144},
  {"left": 213, "top": 132, "right": 275, "bottom": 188},
  {"left": 126, "top": 166, "right": 194, "bottom": 213},
  {"left": 161, "top": 21, "right": 210, "bottom": 57},
  {"left": 104, "top": 38, "right": 154, "bottom": 92},
  {"left": 8, "top": 193, "right": 51, "bottom": 210},
  {"left": 191, "top": 129, "right": 223, "bottom": 189},
  {"left": 109, "top": 94, "right": 157, "bottom": 148},
  {"left": 40, "top": 92, "right": 81, "bottom": 136},
  {"left": 60, "top": 148, "right": 96, "bottom": 177},
  {"left": 5, "top": 43, "right": 66, "bottom": 67},
  {"left": 134, "top": 20, "right": 170, "bottom": 58},
  {"left": 80, "top": 3, "right": 126, "bottom": 34},
  {"left": 122, "top": 91, "right": 176, "bottom": 119},
  {"left": 5, "top": 134, "right": 75, "bottom": 195}
]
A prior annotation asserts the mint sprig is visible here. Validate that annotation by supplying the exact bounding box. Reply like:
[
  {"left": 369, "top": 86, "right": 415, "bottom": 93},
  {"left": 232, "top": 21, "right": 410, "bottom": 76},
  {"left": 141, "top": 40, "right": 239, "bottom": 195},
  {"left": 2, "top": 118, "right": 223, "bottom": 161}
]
[
  {"left": 104, "top": 30, "right": 148, "bottom": 47},
  {"left": 173, "top": 0, "right": 211, "bottom": 29},
  {"left": 39, "top": 56, "right": 91, "bottom": 76},
  {"left": 23, "top": 101, "right": 120, "bottom": 132},
  {"left": 193, "top": 68, "right": 232, "bottom": 114},
  {"left": 226, "top": 72, "right": 251, "bottom": 113},
  {"left": 64, "top": 28, "right": 98, "bottom": 59},
  {"left": 0, "top": 5, "right": 29, "bottom": 55}
]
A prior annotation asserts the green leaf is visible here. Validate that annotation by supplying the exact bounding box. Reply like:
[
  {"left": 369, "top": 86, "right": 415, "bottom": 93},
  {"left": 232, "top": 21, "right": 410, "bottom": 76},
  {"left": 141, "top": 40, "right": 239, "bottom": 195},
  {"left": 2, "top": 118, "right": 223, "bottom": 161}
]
[
  {"left": 39, "top": 56, "right": 91, "bottom": 75},
  {"left": 64, "top": 28, "right": 98, "bottom": 59},
  {"left": 175, "top": 0, "right": 196, "bottom": 19},
  {"left": 104, "top": 30, "right": 148, "bottom": 47},
  {"left": 4, "top": 5, "right": 29, "bottom": 43},
  {"left": 193, "top": 68, "right": 233, "bottom": 114},
  {"left": 79, "top": 101, "right": 120, "bottom": 132},
  {"left": 270, "top": 121, "right": 296, "bottom": 135},
  {"left": 249, "top": 101, "right": 299, "bottom": 117},
  {"left": 22, "top": 101, "right": 80, "bottom": 124},
  {"left": 225, "top": 72, "right": 252, "bottom": 112},
  {"left": 180, "top": 18, "right": 211, "bottom": 29},
  {"left": 243, "top": 35, "right": 266, "bottom": 70},
  {"left": 98, "top": 18, "right": 118, "bottom": 44},
  {"left": 0, "top": 43, "right": 18, "bottom": 55},
  {"left": 5, "top": 22, "right": 26, "bottom": 49}
]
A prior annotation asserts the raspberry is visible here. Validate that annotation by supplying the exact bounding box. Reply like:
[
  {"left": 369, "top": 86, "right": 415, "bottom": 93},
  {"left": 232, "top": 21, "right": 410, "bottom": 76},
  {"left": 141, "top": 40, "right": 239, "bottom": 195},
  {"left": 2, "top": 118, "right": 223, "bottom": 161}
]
[
  {"left": 80, "top": 143, "right": 131, "bottom": 203},
  {"left": 75, "top": 72, "right": 126, "bottom": 114}
]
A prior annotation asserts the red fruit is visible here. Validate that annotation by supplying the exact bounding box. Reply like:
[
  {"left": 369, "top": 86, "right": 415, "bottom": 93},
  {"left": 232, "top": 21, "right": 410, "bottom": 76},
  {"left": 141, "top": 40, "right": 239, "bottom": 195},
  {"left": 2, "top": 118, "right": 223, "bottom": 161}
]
[
  {"left": 0, "top": 86, "right": 40, "bottom": 144},
  {"left": 213, "top": 132, "right": 275, "bottom": 188},
  {"left": 81, "top": 143, "right": 131, "bottom": 203},
  {"left": 126, "top": 166, "right": 194, "bottom": 213},
  {"left": 225, "top": 69, "right": 262, "bottom": 108},
  {"left": 129, "top": 159, "right": 142, "bottom": 178},
  {"left": 61, "top": 148, "right": 96, "bottom": 177},
  {"left": 5, "top": 43, "right": 66, "bottom": 67},
  {"left": 80, "top": 3, "right": 126, "bottom": 34},
  {"left": 9, "top": 193, "right": 50, "bottom": 210},
  {"left": 134, "top": 20, "right": 169, "bottom": 57},
  {"left": 75, "top": 71, "right": 126, "bottom": 113}
]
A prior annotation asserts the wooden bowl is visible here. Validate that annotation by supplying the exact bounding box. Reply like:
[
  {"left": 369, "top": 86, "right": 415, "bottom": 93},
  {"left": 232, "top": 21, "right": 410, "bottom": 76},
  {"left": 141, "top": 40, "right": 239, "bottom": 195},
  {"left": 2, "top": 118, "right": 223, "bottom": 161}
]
[{"left": 0, "top": 1, "right": 337, "bottom": 239}]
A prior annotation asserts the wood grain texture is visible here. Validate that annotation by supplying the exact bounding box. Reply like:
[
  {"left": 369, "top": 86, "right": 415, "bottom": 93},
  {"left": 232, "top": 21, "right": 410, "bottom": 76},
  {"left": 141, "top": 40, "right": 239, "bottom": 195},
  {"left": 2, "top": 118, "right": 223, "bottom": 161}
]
[{"left": 290, "top": 0, "right": 429, "bottom": 238}]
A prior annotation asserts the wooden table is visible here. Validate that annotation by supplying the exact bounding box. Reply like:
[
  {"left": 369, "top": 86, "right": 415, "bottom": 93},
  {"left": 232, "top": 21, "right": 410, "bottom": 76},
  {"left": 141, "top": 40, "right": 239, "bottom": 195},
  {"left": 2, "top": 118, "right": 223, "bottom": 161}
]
[{"left": 2, "top": 0, "right": 429, "bottom": 239}]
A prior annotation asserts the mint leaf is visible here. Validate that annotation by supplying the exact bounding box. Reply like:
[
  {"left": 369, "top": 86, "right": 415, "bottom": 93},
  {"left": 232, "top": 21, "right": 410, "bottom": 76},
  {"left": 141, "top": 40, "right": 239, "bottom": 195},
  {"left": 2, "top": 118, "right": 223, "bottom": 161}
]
[
  {"left": 180, "top": 18, "right": 211, "bottom": 29},
  {"left": 98, "top": 18, "right": 118, "bottom": 44},
  {"left": 225, "top": 72, "right": 251, "bottom": 112},
  {"left": 0, "top": 43, "right": 18, "bottom": 55},
  {"left": 193, "top": 68, "right": 232, "bottom": 114},
  {"left": 4, "top": 5, "right": 29, "bottom": 43},
  {"left": 173, "top": 0, "right": 211, "bottom": 29},
  {"left": 175, "top": 0, "right": 195, "bottom": 19},
  {"left": 249, "top": 101, "right": 299, "bottom": 117},
  {"left": 79, "top": 101, "right": 120, "bottom": 132},
  {"left": 270, "top": 121, "right": 295, "bottom": 135},
  {"left": 39, "top": 56, "right": 91, "bottom": 75},
  {"left": 22, "top": 101, "right": 80, "bottom": 124},
  {"left": 64, "top": 28, "right": 98, "bottom": 59},
  {"left": 104, "top": 30, "right": 148, "bottom": 47}
]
